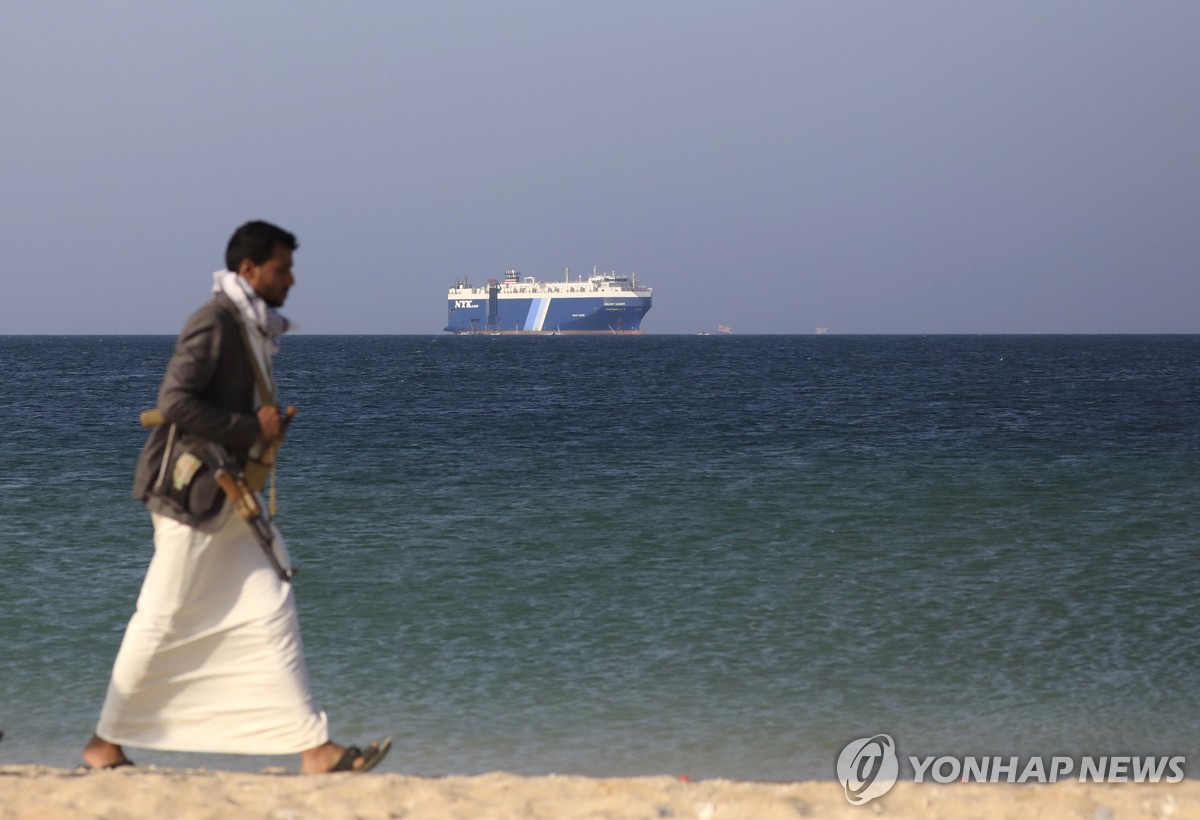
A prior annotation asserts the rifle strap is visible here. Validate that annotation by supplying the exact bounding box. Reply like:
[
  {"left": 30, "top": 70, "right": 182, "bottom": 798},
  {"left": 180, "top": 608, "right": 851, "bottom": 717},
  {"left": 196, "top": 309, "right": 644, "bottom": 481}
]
[
  {"left": 154, "top": 421, "right": 178, "bottom": 493},
  {"left": 217, "top": 298, "right": 282, "bottom": 517},
  {"left": 216, "top": 298, "right": 276, "bottom": 408}
]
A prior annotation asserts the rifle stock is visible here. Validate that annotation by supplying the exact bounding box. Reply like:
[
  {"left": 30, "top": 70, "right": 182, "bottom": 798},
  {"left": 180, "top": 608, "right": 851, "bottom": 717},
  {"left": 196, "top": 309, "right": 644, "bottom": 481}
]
[
  {"left": 203, "top": 444, "right": 296, "bottom": 583},
  {"left": 212, "top": 470, "right": 260, "bottom": 522},
  {"left": 138, "top": 411, "right": 298, "bottom": 582},
  {"left": 140, "top": 409, "right": 166, "bottom": 427}
]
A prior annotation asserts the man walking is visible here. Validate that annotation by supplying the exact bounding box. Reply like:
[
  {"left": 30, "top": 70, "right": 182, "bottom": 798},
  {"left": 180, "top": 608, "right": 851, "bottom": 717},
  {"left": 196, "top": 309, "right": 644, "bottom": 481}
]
[{"left": 82, "top": 221, "right": 390, "bottom": 774}]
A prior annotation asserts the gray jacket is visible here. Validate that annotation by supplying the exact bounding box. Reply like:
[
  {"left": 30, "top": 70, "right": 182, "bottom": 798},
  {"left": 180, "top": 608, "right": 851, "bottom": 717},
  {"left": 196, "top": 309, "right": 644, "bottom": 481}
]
[{"left": 133, "top": 294, "right": 264, "bottom": 525}]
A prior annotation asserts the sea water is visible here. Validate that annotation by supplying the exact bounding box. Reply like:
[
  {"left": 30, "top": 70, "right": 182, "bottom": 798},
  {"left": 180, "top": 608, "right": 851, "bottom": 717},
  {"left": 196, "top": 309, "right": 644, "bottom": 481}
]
[{"left": 1, "top": 334, "right": 1197, "bottom": 780}]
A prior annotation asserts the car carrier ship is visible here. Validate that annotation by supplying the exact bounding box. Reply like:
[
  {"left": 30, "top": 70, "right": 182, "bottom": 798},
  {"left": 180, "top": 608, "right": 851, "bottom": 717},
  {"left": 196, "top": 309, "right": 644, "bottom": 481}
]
[{"left": 445, "top": 268, "right": 652, "bottom": 334}]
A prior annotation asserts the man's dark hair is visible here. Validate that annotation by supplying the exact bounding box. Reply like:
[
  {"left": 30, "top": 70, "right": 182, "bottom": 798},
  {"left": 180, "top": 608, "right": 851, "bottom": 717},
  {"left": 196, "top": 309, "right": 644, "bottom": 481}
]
[{"left": 225, "top": 221, "right": 299, "bottom": 271}]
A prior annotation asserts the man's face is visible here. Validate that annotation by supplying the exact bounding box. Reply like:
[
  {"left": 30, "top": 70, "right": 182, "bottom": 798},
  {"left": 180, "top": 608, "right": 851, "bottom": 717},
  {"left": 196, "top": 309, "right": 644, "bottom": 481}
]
[{"left": 240, "top": 243, "right": 295, "bottom": 308}]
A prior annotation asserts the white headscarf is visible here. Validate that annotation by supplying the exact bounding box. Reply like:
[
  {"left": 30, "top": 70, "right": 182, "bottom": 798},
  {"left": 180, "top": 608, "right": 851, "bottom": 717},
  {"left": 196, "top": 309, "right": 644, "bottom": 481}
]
[{"left": 211, "top": 270, "right": 292, "bottom": 356}]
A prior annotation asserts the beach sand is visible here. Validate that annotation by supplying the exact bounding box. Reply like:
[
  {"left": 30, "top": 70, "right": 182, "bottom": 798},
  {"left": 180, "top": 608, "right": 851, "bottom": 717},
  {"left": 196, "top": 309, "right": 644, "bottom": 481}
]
[{"left": 1, "top": 766, "right": 1196, "bottom": 819}]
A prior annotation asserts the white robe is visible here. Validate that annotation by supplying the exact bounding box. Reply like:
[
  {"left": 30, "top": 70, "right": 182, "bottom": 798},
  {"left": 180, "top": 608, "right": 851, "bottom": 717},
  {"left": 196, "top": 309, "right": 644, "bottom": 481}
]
[{"left": 96, "top": 506, "right": 329, "bottom": 754}]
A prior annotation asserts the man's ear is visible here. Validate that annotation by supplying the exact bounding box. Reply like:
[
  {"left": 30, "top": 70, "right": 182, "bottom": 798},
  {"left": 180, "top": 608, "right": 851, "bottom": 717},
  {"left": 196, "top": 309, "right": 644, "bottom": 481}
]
[{"left": 237, "top": 258, "right": 257, "bottom": 280}]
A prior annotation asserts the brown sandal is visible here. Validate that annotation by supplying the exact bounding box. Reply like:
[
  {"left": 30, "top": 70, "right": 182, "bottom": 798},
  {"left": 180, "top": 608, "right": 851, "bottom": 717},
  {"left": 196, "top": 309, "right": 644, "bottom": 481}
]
[
  {"left": 77, "top": 758, "right": 136, "bottom": 771},
  {"left": 328, "top": 736, "right": 392, "bottom": 773}
]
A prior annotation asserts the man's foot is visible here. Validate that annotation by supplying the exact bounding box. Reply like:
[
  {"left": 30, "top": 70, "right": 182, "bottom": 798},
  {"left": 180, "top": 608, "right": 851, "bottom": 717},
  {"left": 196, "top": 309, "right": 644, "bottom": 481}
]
[
  {"left": 301, "top": 737, "right": 393, "bottom": 774},
  {"left": 80, "top": 734, "right": 135, "bottom": 770}
]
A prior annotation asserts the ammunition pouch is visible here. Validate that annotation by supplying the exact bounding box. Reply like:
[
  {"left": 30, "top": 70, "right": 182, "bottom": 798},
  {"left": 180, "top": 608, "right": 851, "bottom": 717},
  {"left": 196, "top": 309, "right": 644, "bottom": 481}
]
[{"left": 154, "top": 433, "right": 224, "bottom": 520}]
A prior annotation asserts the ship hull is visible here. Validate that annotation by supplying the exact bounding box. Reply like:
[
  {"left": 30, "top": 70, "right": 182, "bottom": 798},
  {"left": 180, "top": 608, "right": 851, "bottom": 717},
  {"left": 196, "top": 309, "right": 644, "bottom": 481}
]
[{"left": 445, "top": 294, "right": 652, "bottom": 334}]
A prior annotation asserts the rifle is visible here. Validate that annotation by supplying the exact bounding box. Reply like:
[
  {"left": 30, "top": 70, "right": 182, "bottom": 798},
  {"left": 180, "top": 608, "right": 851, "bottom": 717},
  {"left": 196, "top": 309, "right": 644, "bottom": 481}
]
[
  {"left": 141, "top": 407, "right": 298, "bottom": 582},
  {"left": 140, "top": 407, "right": 295, "bottom": 430},
  {"left": 202, "top": 441, "right": 296, "bottom": 583}
]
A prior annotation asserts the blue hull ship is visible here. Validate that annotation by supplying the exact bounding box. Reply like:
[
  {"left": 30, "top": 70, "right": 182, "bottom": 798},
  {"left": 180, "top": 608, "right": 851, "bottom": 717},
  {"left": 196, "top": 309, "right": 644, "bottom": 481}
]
[{"left": 446, "top": 268, "right": 652, "bottom": 334}]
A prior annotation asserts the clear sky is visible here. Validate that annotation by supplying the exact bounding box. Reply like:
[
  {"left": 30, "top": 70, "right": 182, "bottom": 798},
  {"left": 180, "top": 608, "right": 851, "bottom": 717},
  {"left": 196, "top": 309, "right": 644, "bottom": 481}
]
[{"left": 2, "top": 1, "right": 1197, "bottom": 334}]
